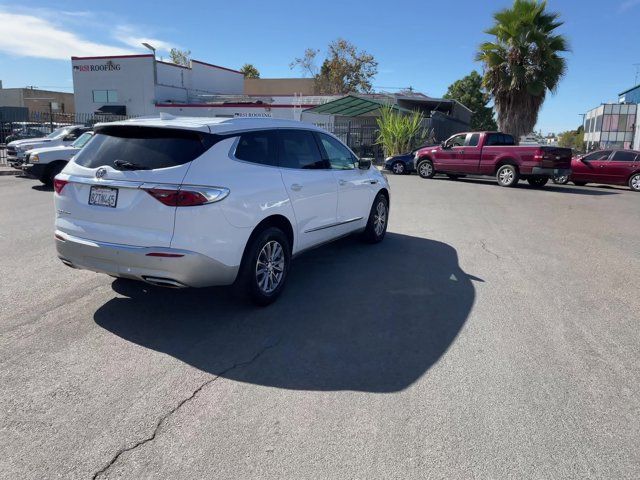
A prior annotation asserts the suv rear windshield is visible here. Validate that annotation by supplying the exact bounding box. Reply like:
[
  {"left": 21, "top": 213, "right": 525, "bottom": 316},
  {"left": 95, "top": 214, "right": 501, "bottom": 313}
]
[{"left": 74, "top": 126, "right": 214, "bottom": 170}]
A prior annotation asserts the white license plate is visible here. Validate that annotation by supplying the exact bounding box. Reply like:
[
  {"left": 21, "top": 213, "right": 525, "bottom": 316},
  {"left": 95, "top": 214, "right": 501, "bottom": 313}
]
[{"left": 89, "top": 186, "right": 118, "bottom": 208}]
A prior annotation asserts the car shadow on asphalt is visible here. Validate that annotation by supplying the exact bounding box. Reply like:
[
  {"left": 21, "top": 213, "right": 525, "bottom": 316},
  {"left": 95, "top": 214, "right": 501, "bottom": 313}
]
[
  {"left": 94, "top": 233, "right": 477, "bottom": 393},
  {"left": 431, "top": 176, "right": 619, "bottom": 195}
]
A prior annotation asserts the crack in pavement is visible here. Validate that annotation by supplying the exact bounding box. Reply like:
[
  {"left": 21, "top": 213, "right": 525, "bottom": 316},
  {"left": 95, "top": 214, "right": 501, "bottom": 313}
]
[
  {"left": 480, "top": 240, "right": 500, "bottom": 259},
  {"left": 91, "top": 339, "right": 281, "bottom": 480}
]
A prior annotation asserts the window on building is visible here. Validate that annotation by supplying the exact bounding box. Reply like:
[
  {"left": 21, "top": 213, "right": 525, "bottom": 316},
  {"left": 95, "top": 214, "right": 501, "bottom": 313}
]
[{"left": 92, "top": 90, "right": 118, "bottom": 103}]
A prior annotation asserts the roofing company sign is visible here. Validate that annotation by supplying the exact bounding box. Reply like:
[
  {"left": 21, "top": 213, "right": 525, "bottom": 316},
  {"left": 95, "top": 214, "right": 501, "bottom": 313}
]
[{"left": 73, "top": 61, "right": 121, "bottom": 72}]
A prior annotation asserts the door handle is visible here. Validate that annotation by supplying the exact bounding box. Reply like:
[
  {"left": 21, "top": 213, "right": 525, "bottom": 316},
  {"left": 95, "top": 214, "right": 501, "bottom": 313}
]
[
  {"left": 369, "top": 179, "right": 379, "bottom": 184},
  {"left": 291, "top": 183, "right": 302, "bottom": 191},
  {"left": 459, "top": 150, "right": 465, "bottom": 154},
  {"left": 338, "top": 179, "right": 347, "bottom": 186}
]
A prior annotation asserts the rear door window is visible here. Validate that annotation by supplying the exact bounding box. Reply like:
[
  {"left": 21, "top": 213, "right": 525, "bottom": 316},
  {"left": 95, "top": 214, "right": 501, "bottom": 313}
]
[
  {"left": 73, "top": 126, "right": 214, "bottom": 170},
  {"left": 278, "top": 130, "right": 328, "bottom": 169},
  {"left": 234, "top": 130, "right": 278, "bottom": 166},
  {"left": 611, "top": 150, "right": 637, "bottom": 162}
]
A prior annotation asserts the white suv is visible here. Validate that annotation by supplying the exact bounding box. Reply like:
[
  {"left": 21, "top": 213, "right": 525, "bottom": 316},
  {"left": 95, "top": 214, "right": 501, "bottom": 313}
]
[{"left": 54, "top": 116, "right": 390, "bottom": 304}]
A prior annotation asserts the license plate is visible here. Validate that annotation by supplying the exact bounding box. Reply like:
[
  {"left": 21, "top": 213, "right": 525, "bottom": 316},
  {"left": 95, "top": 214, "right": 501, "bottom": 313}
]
[{"left": 89, "top": 186, "right": 118, "bottom": 208}]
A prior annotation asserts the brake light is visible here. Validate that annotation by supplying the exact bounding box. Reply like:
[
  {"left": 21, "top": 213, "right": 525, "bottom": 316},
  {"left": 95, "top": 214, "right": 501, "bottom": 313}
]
[
  {"left": 144, "top": 186, "right": 229, "bottom": 207},
  {"left": 53, "top": 177, "right": 69, "bottom": 194}
]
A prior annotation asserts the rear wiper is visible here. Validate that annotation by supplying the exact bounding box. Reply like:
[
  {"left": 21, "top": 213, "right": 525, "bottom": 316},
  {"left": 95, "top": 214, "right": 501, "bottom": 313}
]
[{"left": 113, "top": 159, "right": 150, "bottom": 170}]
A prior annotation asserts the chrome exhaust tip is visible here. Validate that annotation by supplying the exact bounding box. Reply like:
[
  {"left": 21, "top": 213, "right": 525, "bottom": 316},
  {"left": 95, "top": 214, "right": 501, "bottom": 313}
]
[{"left": 142, "top": 276, "right": 186, "bottom": 288}]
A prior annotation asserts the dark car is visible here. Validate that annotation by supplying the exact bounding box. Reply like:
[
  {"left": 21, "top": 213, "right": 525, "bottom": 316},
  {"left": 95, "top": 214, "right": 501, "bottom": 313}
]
[
  {"left": 553, "top": 149, "right": 640, "bottom": 192},
  {"left": 384, "top": 144, "right": 434, "bottom": 175}
]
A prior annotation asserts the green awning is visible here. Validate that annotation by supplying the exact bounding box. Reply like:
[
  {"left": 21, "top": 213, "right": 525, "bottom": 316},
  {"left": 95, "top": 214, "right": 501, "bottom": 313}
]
[{"left": 304, "top": 94, "right": 411, "bottom": 117}]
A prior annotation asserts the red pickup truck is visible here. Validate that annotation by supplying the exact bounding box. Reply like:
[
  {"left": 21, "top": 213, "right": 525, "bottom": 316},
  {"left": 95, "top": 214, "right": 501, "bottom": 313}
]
[{"left": 413, "top": 131, "right": 572, "bottom": 187}]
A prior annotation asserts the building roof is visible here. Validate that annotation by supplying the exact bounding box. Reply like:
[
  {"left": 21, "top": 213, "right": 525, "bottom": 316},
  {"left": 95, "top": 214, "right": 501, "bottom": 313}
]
[
  {"left": 303, "top": 94, "right": 411, "bottom": 116},
  {"left": 619, "top": 84, "right": 640, "bottom": 96}
]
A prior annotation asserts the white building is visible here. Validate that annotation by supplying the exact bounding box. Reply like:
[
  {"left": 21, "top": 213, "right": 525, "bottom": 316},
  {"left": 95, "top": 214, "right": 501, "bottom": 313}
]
[{"left": 72, "top": 54, "right": 244, "bottom": 117}]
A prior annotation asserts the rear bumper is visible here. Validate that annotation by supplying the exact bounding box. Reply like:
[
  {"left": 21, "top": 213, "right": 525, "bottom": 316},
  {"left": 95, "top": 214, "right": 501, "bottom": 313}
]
[
  {"left": 531, "top": 167, "right": 571, "bottom": 177},
  {"left": 55, "top": 230, "right": 239, "bottom": 288}
]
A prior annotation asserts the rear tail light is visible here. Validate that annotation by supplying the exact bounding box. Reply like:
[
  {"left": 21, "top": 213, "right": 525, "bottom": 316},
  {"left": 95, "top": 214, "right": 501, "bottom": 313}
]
[
  {"left": 53, "top": 177, "right": 69, "bottom": 194},
  {"left": 143, "top": 186, "right": 229, "bottom": 207}
]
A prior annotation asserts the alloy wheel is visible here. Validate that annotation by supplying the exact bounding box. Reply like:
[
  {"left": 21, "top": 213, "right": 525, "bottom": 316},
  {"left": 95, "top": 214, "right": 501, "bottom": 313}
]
[
  {"left": 419, "top": 162, "right": 432, "bottom": 177},
  {"left": 499, "top": 167, "right": 515, "bottom": 185},
  {"left": 374, "top": 200, "right": 387, "bottom": 236},
  {"left": 255, "top": 240, "right": 285, "bottom": 294},
  {"left": 631, "top": 174, "right": 640, "bottom": 191},
  {"left": 392, "top": 162, "right": 405, "bottom": 174}
]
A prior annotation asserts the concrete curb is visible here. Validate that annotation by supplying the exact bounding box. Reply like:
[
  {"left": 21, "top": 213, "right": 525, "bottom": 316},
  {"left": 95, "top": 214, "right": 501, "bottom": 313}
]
[{"left": 0, "top": 168, "right": 20, "bottom": 176}]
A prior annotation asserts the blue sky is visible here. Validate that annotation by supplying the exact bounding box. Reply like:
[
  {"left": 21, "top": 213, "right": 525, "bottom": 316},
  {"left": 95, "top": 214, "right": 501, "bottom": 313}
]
[{"left": 0, "top": 0, "right": 639, "bottom": 134}]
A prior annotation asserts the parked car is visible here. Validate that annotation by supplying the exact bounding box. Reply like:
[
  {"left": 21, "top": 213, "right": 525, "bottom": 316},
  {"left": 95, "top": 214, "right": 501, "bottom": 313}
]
[
  {"left": 384, "top": 144, "right": 434, "bottom": 175},
  {"left": 5, "top": 127, "right": 49, "bottom": 144},
  {"left": 6, "top": 125, "right": 90, "bottom": 167},
  {"left": 21, "top": 131, "right": 94, "bottom": 185},
  {"left": 54, "top": 117, "right": 390, "bottom": 305},
  {"left": 552, "top": 149, "right": 640, "bottom": 192},
  {"left": 413, "top": 131, "right": 572, "bottom": 187}
]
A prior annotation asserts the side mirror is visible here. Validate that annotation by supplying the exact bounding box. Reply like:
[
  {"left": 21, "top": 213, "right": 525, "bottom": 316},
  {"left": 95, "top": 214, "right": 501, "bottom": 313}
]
[
  {"left": 580, "top": 157, "right": 589, "bottom": 163},
  {"left": 358, "top": 158, "right": 372, "bottom": 170},
  {"left": 441, "top": 142, "right": 451, "bottom": 150}
]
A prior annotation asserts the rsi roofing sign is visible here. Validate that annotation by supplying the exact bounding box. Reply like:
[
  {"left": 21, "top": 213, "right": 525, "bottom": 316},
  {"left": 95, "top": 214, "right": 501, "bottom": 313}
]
[{"left": 74, "top": 61, "right": 121, "bottom": 73}]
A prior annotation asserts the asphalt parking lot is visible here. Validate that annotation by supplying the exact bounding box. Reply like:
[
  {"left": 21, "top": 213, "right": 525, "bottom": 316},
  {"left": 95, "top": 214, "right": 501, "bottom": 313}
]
[{"left": 1, "top": 173, "right": 639, "bottom": 479}]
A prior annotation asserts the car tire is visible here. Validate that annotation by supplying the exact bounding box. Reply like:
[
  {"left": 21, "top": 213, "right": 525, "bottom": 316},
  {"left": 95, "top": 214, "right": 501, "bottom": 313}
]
[
  {"left": 527, "top": 176, "right": 548, "bottom": 188},
  {"left": 238, "top": 227, "right": 291, "bottom": 306},
  {"left": 573, "top": 181, "right": 588, "bottom": 186},
  {"left": 629, "top": 173, "right": 640, "bottom": 192},
  {"left": 496, "top": 164, "right": 519, "bottom": 187},
  {"left": 42, "top": 162, "right": 65, "bottom": 186},
  {"left": 552, "top": 174, "right": 569, "bottom": 185},
  {"left": 417, "top": 159, "right": 434, "bottom": 179},
  {"left": 391, "top": 161, "right": 405, "bottom": 175},
  {"left": 361, "top": 193, "right": 389, "bottom": 244}
]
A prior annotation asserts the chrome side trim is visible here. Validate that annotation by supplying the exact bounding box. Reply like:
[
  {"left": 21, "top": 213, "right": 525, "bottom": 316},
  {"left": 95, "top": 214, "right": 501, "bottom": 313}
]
[{"left": 304, "top": 217, "right": 363, "bottom": 233}]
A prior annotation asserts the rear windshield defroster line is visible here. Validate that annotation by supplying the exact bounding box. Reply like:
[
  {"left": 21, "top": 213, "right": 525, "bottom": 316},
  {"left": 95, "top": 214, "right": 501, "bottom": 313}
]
[{"left": 73, "top": 125, "right": 222, "bottom": 171}]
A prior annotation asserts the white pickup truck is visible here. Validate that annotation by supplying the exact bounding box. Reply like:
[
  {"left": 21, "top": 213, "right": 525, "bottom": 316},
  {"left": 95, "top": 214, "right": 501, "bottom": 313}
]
[
  {"left": 21, "top": 131, "right": 93, "bottom": 185},
  {"left": 6, "top": 125, "right": 91, "bottom": 167}
]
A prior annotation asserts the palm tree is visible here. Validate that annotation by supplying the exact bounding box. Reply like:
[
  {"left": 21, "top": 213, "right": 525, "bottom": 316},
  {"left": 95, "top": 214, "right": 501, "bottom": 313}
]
[{"left": 476, "top": 0, "right": 568, "bottom": 140}]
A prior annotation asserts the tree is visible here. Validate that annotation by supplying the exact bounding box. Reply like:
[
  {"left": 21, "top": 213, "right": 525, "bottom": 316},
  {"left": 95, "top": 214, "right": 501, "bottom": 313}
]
[
  {"left": 240, "top": 63, "right": 260, "bottom": 79},
  {"left": 557, "top": 125, "right": 584, "bottom": 151},
  {"left": 444, "top": 71, "right": 497, "bottom": 131},
  {"left": 169, "top": 48, "right": 191, "bottom": 66},
  {"left": 476, "top": 0, "right": 568, "bottom": 140},
  {"left": 291, "top": 39, "right": 378, "bottom": 94},
  {"left": 376, "top": 106, "right": 429, "bottom": 156}
]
